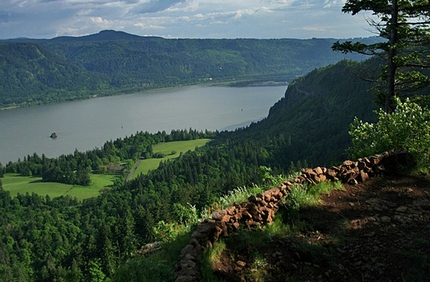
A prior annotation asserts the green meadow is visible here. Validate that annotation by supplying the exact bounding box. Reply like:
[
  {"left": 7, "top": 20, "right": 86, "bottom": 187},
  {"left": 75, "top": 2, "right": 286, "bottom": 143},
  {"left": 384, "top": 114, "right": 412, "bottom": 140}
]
[
  {"left": 2, "top": 139, "right": 210, "bottom": 200},
  {"left": 131, "top": 139, "right": 210, "bottom": 179},
  {"left": 2, "top": 173, "right": 117, "bottom": 201}
]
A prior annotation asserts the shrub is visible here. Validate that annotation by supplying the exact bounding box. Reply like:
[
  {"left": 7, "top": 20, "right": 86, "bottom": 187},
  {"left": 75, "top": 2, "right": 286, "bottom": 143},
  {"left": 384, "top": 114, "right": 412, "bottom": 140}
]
[
  {"left": 349, "top": 98, "right": 430, "bottom": 168},
  {"left": 153, "top": 152, "right": 165, "bottom": 158}
]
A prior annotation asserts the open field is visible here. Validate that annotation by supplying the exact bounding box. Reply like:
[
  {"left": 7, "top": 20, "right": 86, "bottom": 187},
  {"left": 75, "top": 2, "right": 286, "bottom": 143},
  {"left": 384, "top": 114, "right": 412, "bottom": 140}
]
[
  {"left": 2, "top": 139, "right": 210, "bottom": 199},
  {"left": 2, "top": 173, "right": 117, "bottom": 201},
  {"left": 131, "top": 139, "right": 210, "bottom": 179}
]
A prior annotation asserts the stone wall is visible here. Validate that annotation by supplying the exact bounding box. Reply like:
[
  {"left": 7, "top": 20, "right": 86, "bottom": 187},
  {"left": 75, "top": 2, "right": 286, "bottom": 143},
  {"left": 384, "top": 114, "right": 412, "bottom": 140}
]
[{"left": 173, "top": 149, "right": 415, "bottom": 282}]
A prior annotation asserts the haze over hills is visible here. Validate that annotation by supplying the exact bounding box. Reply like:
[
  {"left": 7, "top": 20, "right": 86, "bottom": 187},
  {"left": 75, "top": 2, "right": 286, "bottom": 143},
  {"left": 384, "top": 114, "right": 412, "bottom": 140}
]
[{"left": 0, "top": 30, "right": 368, "bottom": 108}]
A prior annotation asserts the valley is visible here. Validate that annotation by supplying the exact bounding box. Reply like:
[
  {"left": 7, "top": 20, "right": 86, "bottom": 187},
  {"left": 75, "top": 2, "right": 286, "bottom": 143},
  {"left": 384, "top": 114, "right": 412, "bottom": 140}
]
[{"left": 0, "top": 26, "right": 428, "bottom": 281}]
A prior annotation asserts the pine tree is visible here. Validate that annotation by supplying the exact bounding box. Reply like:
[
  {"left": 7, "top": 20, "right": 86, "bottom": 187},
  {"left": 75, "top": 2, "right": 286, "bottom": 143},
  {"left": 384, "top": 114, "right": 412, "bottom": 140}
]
[{"left": 332, "top": 0, "right": 430, "bottom": 112}]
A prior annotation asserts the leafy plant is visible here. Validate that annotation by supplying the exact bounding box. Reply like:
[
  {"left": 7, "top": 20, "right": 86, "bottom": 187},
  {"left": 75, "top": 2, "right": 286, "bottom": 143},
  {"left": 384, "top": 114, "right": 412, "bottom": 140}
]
[
  {"left": 248, "top": 253, "right": 269, "bottom": 281},
  {"left": 173, "top": 203, "right": 199, "bottom": 226},
  {"left": 349, "top": 97, "right": 430, "bottom": 169}
]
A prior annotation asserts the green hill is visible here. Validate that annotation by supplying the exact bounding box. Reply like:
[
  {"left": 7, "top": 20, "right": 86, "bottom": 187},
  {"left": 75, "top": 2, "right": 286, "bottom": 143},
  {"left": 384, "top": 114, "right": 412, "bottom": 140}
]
[
  {"left": 0, "top": 30, "right": 365, "bottom": 108},
  {"left": 0, "top": 42, "right": 108, "bottom": 106},
  {"left": 224, "top": 59, "right": 380, "bottom": 169}
]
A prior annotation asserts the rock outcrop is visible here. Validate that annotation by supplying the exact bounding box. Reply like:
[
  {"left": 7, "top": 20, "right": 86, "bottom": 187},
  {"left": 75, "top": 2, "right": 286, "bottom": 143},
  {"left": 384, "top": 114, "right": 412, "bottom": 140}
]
[{"left": 174, "top": 149, "right": 415, "bottom": 282}]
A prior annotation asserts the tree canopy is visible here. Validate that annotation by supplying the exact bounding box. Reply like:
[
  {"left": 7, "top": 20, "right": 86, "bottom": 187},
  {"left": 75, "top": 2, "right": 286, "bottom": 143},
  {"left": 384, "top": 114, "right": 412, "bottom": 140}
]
[{"left": 332, "top": 0, "right": 430, "bottom": 112}]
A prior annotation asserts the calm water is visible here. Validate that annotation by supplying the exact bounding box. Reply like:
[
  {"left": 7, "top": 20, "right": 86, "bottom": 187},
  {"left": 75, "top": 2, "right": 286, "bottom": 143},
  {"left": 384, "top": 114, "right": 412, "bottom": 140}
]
[{"left": 0, "top": 85, "right": 286, "bottom": 164}]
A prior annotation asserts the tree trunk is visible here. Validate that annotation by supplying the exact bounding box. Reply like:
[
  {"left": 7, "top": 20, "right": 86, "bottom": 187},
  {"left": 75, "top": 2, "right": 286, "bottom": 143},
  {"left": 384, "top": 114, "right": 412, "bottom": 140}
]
[{"left": 386, "top": 0, "right": 399, "bottom": 113}]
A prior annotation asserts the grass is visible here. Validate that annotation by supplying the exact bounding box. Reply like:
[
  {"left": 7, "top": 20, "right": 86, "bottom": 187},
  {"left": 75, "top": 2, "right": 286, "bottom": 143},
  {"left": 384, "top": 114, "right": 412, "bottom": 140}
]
[
  {"left": 214, "top": 186, "right": 264, "bottom": 211},
  {"left": 112, "top": 226, "right": 193, "bottom": 282},
  {"left": 286, "top": 181, "right": 344, "bottom": 211},
  {"left": 131, "top": 139, "right": 210, "bottom": 179},
  {"left": 206, "top": 240, "right": 227, "bottom": 266},
  {"left": 199, "top": 179, "right": 345, "bottom": 281},
  {"left": 2, "top": 173, "right": 117, "bottom": 201},
  {"left": 200, "top": 240, "right": 227, "bottom": 282},
  {"left": 2, "top": 140, "right": 211, "bottom": 199}
]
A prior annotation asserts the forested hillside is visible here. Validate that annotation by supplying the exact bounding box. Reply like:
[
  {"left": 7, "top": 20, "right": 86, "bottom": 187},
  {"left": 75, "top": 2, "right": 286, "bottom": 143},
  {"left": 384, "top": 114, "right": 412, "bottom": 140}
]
[
  {"left": 0, "top": 58, "right": 382, "bottom": 281},
  {"left": 0, "top": 42, "right": 108, "bottom": 106},
  {"left": 0, "top": 30, "right": 365, "bottom": 108},
  {"left": 226, "top": 58, "right": 380, "bottom": 168}
]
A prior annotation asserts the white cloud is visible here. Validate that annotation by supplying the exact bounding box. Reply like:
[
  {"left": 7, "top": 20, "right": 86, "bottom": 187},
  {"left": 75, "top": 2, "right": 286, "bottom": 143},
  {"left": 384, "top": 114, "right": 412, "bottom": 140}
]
[
  {"left": 0, "top": 0, "right": 375, "bottom": 39},
  {"left": 90, "top": 16, "right": 111, "bottom": 24}
]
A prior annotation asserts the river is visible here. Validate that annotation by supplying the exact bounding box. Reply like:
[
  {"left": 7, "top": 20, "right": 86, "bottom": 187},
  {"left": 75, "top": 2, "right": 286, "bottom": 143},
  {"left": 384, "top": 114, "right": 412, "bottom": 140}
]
[{"left": 0, "top": 85, "right": 286, "bottom": 164}]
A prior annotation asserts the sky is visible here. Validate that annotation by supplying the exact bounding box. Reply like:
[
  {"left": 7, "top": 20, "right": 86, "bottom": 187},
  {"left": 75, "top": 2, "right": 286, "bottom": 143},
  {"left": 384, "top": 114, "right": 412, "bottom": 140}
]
[{"left": 0, "top": 0, "right": 376, "bottom": 40}]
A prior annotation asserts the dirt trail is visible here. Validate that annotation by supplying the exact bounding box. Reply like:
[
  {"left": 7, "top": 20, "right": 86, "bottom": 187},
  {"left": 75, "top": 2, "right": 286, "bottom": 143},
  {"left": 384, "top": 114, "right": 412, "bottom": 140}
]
[
  {"left": 125, "top": 158, "right": 142, "bottom": 182},
  {"left": 213, "top": 174, "right": 430, "bottom": 282}
]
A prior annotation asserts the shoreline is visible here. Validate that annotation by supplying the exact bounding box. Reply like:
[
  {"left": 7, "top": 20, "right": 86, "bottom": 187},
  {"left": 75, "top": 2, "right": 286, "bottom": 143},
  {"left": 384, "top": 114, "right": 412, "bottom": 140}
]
[{"left": 0, "top": 79, "right": 288, "bottom": 111}]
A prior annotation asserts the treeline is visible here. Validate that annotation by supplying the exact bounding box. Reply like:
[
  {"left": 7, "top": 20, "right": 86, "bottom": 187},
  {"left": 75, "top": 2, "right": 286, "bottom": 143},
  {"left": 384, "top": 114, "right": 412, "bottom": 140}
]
[
  {"left": 0, "top": 134, "right": 286, "bottom": 281},
  {"left": 0, "top": 59, "right": 383, "bottom": 281},
  {"left": 0, "top": 30, "right": 365, "bottom": 108},
  {"left": 2, "top": 129, "right": 214, "bottom": 186}
]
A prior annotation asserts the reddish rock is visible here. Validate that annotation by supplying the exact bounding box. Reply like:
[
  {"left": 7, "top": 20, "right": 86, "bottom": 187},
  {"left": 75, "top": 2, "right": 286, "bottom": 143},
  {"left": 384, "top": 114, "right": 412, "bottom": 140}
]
[
  {"left": 304, "top": 168, "right": 317, "bottom": 176},
  {"left": 212, "top": 210, "right": 226, "bottom": 221},
  {"left": 231, "top": 222, "right": 240, "bottom": 230},
  {"left": 326, "top": 168, "right": 338, "bottom": 179},
  {"left": 314, "top": 166, "right": 323, "bottom": 175},
  {"left": 245, "top": 219, "right": 258, "bottom": 228},
  {"left": 242, "top": 211, "right": 252, "bottom": 220},
  {"left": 343, "top": 160, "right": 355, "bottom": 167},
  {"left": 319, "top": 174, "right": 327, "bottom": 182},
  {"left": 232, "top": 213, "right": 242, "bottom": 222},
  {"left": 358, "top": 170, "right": 369, "bottom": 182},
  {"left": 348, "top": 178, "right": 358, "bottom": 185},
  {"left": 357, "top": 160, "right": 367, "bottom": 170},
  {"left": 225, "top": 206, "right": 237, "bottom": 215},
  {"left": 370, "top": 156, "right": 382, "bottom": 166}
]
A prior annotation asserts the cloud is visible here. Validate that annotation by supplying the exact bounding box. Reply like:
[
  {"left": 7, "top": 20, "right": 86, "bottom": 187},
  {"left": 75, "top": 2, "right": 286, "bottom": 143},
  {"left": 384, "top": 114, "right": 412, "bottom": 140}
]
[
  {"left": 0, "top": 0, "right": 376, "bottom": 39},
  {"left": 136, "top": 0, "right": 187, "bottom": 13}
]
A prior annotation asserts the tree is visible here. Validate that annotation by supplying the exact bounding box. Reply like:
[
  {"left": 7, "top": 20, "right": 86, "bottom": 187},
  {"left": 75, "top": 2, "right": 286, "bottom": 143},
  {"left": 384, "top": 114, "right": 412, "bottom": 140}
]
[{"left": 332, "top": 0, "right": 430, "bottom": 112}]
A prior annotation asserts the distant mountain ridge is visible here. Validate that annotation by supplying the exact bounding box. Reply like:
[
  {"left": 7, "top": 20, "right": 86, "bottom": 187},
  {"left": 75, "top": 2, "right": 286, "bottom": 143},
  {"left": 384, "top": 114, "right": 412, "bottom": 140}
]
[
  {"left": 0, "top": 30, "right": 366, "bottom": 108},
  {"left": 50, "top": 30, "right": 163, "bottom": 42},
  {"left": 3, "top": 30, "right": 160, "bottom": 42}
]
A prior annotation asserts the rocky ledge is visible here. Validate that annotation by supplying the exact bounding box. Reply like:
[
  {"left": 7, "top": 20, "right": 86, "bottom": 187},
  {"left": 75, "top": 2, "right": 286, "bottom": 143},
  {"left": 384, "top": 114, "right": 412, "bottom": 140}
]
[{"left": 174, "top": 149, "right": 417, "bottom": 282}]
